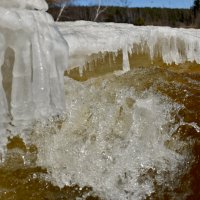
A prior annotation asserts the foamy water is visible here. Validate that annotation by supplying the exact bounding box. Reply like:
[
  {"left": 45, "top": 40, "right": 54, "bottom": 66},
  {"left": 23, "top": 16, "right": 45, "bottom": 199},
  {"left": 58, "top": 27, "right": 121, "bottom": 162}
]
[
  {"left": 22, "top": 67, "right": 196, "bottom": 200},
  {"left": 0, "top": 65, "right": 199, "bottom": 199}
]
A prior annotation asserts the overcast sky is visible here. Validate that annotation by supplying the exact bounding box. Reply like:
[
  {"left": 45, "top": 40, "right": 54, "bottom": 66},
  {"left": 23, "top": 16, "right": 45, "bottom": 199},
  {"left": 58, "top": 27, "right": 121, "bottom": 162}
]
[{"left": 71, "top": 0, "right": 194, "bottom": 8}]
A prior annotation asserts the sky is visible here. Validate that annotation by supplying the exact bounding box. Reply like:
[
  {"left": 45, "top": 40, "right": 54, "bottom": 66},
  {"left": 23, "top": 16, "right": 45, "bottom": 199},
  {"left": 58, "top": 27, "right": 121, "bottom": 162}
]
[{"left": 71, "top": 0, "right": 194, "bottom": 9}]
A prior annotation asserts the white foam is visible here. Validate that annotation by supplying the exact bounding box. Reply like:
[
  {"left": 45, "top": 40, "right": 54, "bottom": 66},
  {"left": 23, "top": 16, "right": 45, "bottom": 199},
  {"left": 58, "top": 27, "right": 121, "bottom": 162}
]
[{"left": 32, "top": 74, "right": 185, "bottom": 200}]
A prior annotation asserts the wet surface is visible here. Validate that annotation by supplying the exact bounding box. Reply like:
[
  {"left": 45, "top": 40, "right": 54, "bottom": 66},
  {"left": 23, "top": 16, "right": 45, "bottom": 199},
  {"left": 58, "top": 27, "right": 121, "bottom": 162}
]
[{"left": 0, "top": 53, "right": 199, "bottom": 200}]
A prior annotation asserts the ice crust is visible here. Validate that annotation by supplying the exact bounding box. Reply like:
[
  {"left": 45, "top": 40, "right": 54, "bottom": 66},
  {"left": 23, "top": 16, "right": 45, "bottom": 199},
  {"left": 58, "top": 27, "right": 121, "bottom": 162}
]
[
  {"left": 58, "top": 21, "right": 200, "bottom": 72},
  {"left": 0, "top": 2, "right": 68, "bottom": 131}
]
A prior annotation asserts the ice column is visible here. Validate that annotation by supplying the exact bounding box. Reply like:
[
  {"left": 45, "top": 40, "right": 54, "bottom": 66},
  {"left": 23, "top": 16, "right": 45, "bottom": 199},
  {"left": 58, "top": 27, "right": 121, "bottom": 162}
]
[
  {"left": 0, "top": 34, "right": 9, "bottom": 132},
  {"left": 0, "top": 0, "right": 69, "bottom": 128}
]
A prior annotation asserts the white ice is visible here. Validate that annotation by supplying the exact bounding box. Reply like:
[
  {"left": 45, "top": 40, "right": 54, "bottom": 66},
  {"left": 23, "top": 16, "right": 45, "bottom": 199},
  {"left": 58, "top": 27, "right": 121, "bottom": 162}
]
[
  {"left": 0, "top": 0, "right": 69, "bottom": 132},
  {"left": 1, "top": 4, "right": 200, "bottom": 131},
  {"left": 58, "top": 21, "right": 200, "bottom": 72},
  {"left": 0, "top": 0, "right": 48, "bottom": 10}
]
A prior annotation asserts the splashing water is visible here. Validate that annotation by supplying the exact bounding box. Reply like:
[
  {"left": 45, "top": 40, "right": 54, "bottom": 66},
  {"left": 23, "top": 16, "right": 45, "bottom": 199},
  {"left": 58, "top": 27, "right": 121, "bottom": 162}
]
[
  {"left": 32, "top": 70, "right": 190, "bottom": 200},
  {"left": 0, "top": 1, "right": 200, "bottom": 200}
]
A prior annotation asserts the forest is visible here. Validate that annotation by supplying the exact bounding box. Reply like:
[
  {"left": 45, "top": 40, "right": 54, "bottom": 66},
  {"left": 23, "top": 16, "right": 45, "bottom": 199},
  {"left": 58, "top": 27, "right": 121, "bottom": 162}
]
[{"left": 47, "top": 0, "right": 200, "bottom": 28}]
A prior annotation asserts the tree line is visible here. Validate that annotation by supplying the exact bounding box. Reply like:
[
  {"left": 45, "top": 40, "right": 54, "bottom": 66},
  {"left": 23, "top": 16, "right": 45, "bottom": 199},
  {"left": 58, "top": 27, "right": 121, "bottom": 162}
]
[
  {"left": 191, "top": 0, "right": 200, "bottom": 26},
  {"left": 47, "top": 0, "right": 200, "bottom": 28}
]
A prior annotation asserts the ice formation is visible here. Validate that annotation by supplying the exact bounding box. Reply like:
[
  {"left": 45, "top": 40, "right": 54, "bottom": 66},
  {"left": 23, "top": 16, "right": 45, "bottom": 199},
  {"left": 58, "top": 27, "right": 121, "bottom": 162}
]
[
  {"left": 0, "top": 0, "right": 68, "bottom": 131},
  {"left": 0, "top": 5, "right": 199, "bottom": 130},
  {"left": 0, "top": 0, "right": 48, "bottom": 10},
  {"left": 58, "top": 21, "right": 200, "bottom": 72},
  {"left": 0, "top": 1, "right": 198, "bottom": 199}
]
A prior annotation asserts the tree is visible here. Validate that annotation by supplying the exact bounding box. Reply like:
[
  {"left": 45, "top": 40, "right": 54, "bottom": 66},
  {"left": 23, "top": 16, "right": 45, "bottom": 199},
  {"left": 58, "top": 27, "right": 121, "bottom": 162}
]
[
  {"left": 192, "top": 0, "right": 200, "bottom": 17},
  {"left": 194, "top": 0, "right": 200, "bottom": 10},
  {"left": 46, "top": 0, "right": 72, "bottom": 21},
  {"left": 46, "top": 0, "right": 70, "bottom": 4},
  {"left": 93, "top": 0, "right": 107, "bottom": 21},
  {"left": 47, "top": 0, "right": 107, "bottom": 22}
]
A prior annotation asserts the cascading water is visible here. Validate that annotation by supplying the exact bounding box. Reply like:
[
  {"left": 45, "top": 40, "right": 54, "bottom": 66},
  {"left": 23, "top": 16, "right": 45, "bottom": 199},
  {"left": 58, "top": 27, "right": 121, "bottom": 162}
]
[{"left": 0, "top": 1, "right": 199, "bottom": 200}]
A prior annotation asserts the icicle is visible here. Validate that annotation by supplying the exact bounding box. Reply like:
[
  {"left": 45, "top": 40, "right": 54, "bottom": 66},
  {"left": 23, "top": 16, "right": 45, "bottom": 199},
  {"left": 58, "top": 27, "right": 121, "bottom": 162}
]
[
  {"left": 0, "top": 34, "right": 9, "bottom": 131},
  {"left": 122, "top": 46, "right": 130, "bottom": 72},
  {"left": 79, "top": 66, "right": 83, "bottom": 77},
  {"left": 59, "top": 22, "right": 200, "bottom": 70}
]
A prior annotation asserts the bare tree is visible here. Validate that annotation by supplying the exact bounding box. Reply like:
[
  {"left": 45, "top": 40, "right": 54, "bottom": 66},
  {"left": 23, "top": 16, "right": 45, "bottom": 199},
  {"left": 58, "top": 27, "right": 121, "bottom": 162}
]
[
  {"left": 46, "top": 0, "right": 71, "bottom": 21},
  {"left": 57, "top": 0, "right": 72, "bottom": 21},
  {"left": 56, "top": 3, "right": 65, "bottom": 21},
  {"left": 93, "top": 0, "right": 107, "bottom": 21}
]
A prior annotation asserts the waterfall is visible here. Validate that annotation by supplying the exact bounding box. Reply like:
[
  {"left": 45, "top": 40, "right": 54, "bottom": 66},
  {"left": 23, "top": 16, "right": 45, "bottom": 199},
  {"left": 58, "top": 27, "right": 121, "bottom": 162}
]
[{"left": 0, "top": 1, "right": 199, "bottom": 199}]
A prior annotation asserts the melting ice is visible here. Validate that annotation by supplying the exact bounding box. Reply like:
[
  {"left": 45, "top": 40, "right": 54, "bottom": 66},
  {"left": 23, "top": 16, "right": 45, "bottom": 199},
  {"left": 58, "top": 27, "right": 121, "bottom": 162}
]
[
  {"left": 0, "top": 0, "right": 68, "bottom": 132},
  {"left": 58, "top": 21, "right": 200, "bottom": 72},
  {"left": 0, "top": 0, "right": 199, "bottom": 199}
]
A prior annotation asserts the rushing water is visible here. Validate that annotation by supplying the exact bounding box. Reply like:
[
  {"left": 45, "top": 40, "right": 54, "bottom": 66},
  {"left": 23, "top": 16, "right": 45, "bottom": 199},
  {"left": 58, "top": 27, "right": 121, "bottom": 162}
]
[{"left": 0, "top": 52, "right": 199, "bottom": 199}]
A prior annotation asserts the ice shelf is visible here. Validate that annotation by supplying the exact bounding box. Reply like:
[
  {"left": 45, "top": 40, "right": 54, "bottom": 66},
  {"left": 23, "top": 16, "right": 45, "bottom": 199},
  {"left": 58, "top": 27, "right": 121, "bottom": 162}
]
[
  {"left": 0, "top": 0, "right": 69, "bottom": 130},
  {"left": 58, "top": 21, "right": 200, "bottom": 72}
]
